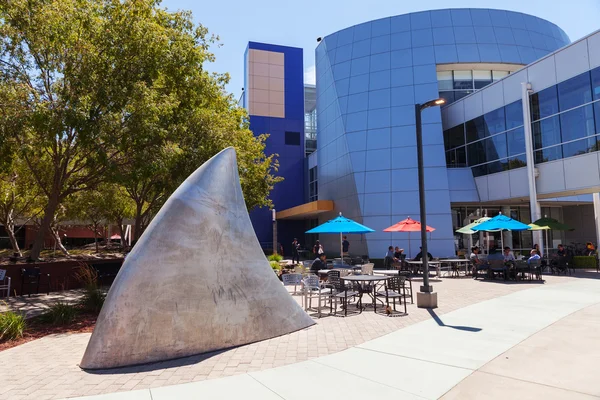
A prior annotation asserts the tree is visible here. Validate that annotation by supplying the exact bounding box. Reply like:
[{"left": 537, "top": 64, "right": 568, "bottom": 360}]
[
  {"left": 0, "top": 0, "right": 282, "bottom": 256},
  {"left": 67, "top": 190, "right": 110, "bottom": 253},
  {"left": 0, "top": 158, "right": 41, "bottom": 256}
]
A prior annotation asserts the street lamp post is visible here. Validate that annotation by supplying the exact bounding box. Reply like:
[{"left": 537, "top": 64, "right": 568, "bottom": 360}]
[{"left": 415, "top": 98, "right": 445, "bottom": 308}]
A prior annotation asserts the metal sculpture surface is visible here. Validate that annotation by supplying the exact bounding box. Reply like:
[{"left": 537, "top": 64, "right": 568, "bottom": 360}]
[{"left": 80, "top": 147, "right": 314, "bottom": 369}]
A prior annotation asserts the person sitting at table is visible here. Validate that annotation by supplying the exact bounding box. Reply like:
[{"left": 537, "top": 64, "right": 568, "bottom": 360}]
[
  {"left": 394, "top": 247, "right": 404, "bottom": 259},
  {"left": 384, "top": 246, "right": 397, "bottom": 267},
  {"left": 503, "top": 247, "right": 516, "bottom": 274},
  {"left": 585, "top": 242, "right": 596, "bottom": 256},
  {"left": 470, "top": 246, "right": 489, "bottom": 278},
  {"left": 556, "top": 243, "right": 567, "bottom": 257},
  {"left": 527, "top": 249, "right": 541, "bottom": 264},
  {"left": 552, "top": 244, "right": 568, "bottom": 273},
  {"left": 310, "top": 253, "right": 327, "bottom": 275},
  {"left": 413, "top": 247, "right": 432, "bottom": 261}
]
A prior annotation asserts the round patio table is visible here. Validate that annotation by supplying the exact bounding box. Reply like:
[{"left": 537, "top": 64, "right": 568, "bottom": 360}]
[{"left": 341, "top": 275, "right": 389, "bottom": 313}]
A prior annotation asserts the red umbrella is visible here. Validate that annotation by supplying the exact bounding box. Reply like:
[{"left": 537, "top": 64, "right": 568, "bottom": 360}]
[
  {"left": 384, "top": 217, "right": 435, "bottom": 232},
  {"left": 383, "top": 217, "right": 435, "bottom": 258}
]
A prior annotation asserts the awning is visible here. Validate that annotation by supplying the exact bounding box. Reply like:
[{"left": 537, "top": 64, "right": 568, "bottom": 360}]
[{"left": 276, "top": 200, "right": 334, "bottom": 220}]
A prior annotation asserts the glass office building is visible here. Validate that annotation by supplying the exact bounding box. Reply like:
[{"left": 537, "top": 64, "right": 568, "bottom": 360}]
[{"left": 243, "top": 9, "right": 600, "bottom": 258}]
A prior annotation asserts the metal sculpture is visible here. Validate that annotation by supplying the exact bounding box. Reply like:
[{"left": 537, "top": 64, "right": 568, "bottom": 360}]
[{"left": 80, "top": 147, "right": 314, "bottom": 369}]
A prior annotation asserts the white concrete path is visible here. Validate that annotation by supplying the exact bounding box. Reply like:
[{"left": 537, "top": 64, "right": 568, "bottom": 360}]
[{"left": 72, "top": 279, "right": 600, "bottom": 400}]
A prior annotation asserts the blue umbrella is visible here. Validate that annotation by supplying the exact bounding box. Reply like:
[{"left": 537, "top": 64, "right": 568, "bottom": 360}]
[
  {"left": 471, "top": 213, "right": 531, "bottom": 249},
  {"left": 306, "top": 213, "right": 374, "bottom": 259}
]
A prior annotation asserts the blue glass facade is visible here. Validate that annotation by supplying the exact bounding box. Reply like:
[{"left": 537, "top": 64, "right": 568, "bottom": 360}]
[
  {"left": 315, "top": 9, "right": 569, "bottom": 258},
  {"left": 244, "top": 42, "right": 306, "bottom": 251}
]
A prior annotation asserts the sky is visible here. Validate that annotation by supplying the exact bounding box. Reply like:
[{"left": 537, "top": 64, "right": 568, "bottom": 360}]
[{"left": 161, "top": 0, "right": 600, "bottom": 99}]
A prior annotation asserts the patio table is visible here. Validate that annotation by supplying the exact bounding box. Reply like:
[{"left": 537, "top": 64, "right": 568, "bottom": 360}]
[
  {"left": 407, "top": 260, "right": 441, "bottom": 276},
  {"left": 341, "top": 275, "right": 389, "bottom": 313},
  {"left": 439, "top": 259, "right": 470, "bottom": 277},
  {"left": 373, "top": 269, "right": 401, "bottom": 276}
]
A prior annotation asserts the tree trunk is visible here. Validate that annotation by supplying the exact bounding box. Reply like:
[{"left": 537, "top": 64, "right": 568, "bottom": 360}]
[
  {"left": 94, "top": 225, "right": 99, "bottom": 253},
  {"left": 116, "top": 220, "right": 126, "bottom": 249},
  {"left": 133, "top": 203, "right": 143, "bottom": 241},
  {"left": 6, "top": 223, "right": 22, "bottom": 257},
  {"left": 29, "top": 193, "right": 60, "bottom": 261},
  {"left": 51, "top": 227, "right": 70, "bottom": 256}
]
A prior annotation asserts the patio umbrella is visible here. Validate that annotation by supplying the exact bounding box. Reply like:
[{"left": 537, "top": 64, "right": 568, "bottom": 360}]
[
  {"left": 528, "top": 216, "right": 574, "bottom": 256},
  {"left": 471, "top": 213, "right": 531, "bottom": 249},
  {"left": 456, "top": 217, "right": 492, "bottom": 255},
  {"left": 383, "top": 217, "right": 435, "bottom": 257},
  {"left": 306, "top": 213, "right": 375, "bottom": 260}
]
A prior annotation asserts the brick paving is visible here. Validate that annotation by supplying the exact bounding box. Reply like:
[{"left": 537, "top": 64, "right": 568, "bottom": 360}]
[{"left": 1, "top": 273, "right": 595, "bottom": 400}]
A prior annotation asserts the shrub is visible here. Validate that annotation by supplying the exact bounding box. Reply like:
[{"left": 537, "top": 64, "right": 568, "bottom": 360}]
[
  {"left": 0, "top": 310, "right": 26, "bottom": 342},
  {"left": 572, "top": 256, "right": 597, "bottom": 269},
  {"left": 268, "top": 254, "right": 283, "bottom": 262},
  {"left": 269, "top": 260, "right": 282, "bottom": 274},
  {"left": 39, "top": 301, "right": 79, "bottom": 325},
  {"left": 74, "top": 263, "right": 106, "bottom": 314}
]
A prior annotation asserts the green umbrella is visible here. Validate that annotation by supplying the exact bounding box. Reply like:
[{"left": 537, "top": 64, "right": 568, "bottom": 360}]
[
  {"left": 455, "top": 217, "right": 491, "bottom": 234},
  {"left": 528, "top": 217, "right": 574, "bottom": 257}
]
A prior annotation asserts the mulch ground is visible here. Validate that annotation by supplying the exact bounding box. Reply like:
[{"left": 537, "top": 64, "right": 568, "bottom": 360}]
[{"left": 0, "top": 313, "right": 97, "bottom": 352}]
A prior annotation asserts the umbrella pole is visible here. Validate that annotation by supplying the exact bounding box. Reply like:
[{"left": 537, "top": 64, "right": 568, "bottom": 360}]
[
  {"left": 340, "top": 232, "right": 343, "bottom": 262},
  {"left": 501, "top": 231, "right": 504, "bottom": 250}
]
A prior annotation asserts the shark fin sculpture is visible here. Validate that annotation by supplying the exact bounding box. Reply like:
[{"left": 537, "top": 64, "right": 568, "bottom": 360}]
[{"left": 80, "top": 147, "right": 314, "bottom": 369}]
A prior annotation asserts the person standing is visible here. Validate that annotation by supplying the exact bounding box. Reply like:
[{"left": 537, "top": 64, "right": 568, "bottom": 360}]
[
  {"left": 291, "top": 238, "right": 300, "bottom": 264},
  {"left": 313, "top": 240, "right": 324, "bottom": 257},
  {"left": 342, "top": 236, "right": 350, "bottom": 256}
]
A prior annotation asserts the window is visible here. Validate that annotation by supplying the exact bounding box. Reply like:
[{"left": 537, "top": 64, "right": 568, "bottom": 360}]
[
  {"left": 485, "top": 133, "right": 508, "bottom": 162},
  {"left": 558, "top": 71, "right": 592, "bottom": 111},
  {"left": 532, "top": 116, "right": 561, "bottom": 150},
  {"left": 507, "top": 127, "right": 526, "bottom": 156},
  {"left": 465, "top": 116, "right": 487, "bottom": 142},
  {"left": 483, "top": 108, "right": 506, "bottom": 135},
  {"left": 530, "top": 86, "right": 559, "bottom": 121},
  {"left": 492, "top": 70, "right": 509, "bottom": 81},
  {"left": 505, "top": 100, "right": 524, "bottom": 129},
  {"left": 437, "top": 71, "right": 453, "bottom": 90},
  {"left": 534, "top": 145, "right": 562, "bottom": 164},
  {"left": 563, "top": 137, "right": 597, "bottom": 158},
  {"left": 472, "top": 164, "right": 487, "bottom": 177},
  {"left": 308, "top": 166, "right": 318, "bottom": 202},
  {"left": 439, "top": 91, "right": 455, "bottom": 105},
  {"left": 508, "top": 154, "right": 527, "bottom": 169},
  {"left": 467, "top": 140, "right": 486, "bottom": 166},
  {"left": 453, "top": 71, "right": 473, "bottom": 90},
  {"left": 592, "top": 67, "right": 600, "bottom": 100},
  {"left": 559, "top": 105, "right": 596, "bottom": 143},
  {"left": 443, "top": 124, "right": 465, "bottom": 150},
  {"left": 474, "top": 70, "right": 493, "bottom": 89},
  {"left": 454, "top": 90, "right": 472, "bottom": 101},
  {"left": 285, "top": 131, "right": 301, "bottom": 146}
]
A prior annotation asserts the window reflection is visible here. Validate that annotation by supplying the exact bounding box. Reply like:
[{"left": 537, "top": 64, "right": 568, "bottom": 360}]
[
  {"left": 507, "top": 127, "right": 526, "bottom": 156},
  {"left": 474, "top": 70, "right": 492, "bottom": 89},
  {"left": 443, "top": 124, "right": 465, "bottom": 150},
  {"left": 453, "top": 71, "right": 473, "bottom": 90},
  {"left": 437, "top": 68, "right": 511, "bottom": 105},
  {"left": 592, "top": 67, "right": 600, "bottom": 101},
  {"left": 467, "top": 140, "right": 486, "bottom": 166},
  {"left": 558, "top": 71, "right": 592, "bottom": 112},
  {"left": 505, "top": 100, "right": 523, "bottom": 129},
  {"left": 532, "top": 116, "right": 561, "bottom": 150},
  {"left": 485, "top": 133, "right": 508, "bottom": 162},
  {"left": 562, "top": 137, "right": 597, "bottom": 158},
  {"left": 559, "top": 105, "right": 595, "bottom": 143},
  {"left": 484, "top": 108, "right": 506, "bottom": 135},
  {"left": 534, "top": 146, "right": 562, "bottom": 164},
  {"left": 530, "top": 86, "right": 559, "bottom": 121},
  {"left": 466, "top": 116, "right": 487, "bottom": 142}
]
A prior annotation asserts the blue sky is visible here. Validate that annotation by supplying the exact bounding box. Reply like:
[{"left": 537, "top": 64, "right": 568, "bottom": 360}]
[{"left": 161, "top": 0, "right": 600, "bottom": 98}]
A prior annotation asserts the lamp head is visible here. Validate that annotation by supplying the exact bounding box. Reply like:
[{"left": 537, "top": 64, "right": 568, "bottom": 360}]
[{"left": 419, "top": 98, "right": 446, "bottom": 110}]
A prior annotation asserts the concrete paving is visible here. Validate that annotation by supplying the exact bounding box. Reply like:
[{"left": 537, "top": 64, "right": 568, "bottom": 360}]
[{"left": 69, "top": 276, "right": 600, "bottom": 400}]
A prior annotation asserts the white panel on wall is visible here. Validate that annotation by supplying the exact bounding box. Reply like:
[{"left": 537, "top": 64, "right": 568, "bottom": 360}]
[
  {"left": 446, "top": 101, "right": 465, "bottom": 127},
  {"left": 487, "top": 171, "right": 510, "bottom": 200},
  {"left": 481, "top": 81, "right": 504, "bottom": 114},
  {"left": 474, "top": 176, "right": 489, "bottom": 202},
  {"left": 502, "top": 69, "right": 527, "bottom": 104},
  {"left": 527, "top": 55, "right": 557, "bottom": 93},
  {"left": 508, "top": 168, "right": 529, "bottom": 198},
  {"left": 564, "top": 153, "right": 600, "bottom": 190},
  {"left": 536, "top": 160, "right": 565, "bottom": 195},
  {"left": 588, "top": 32, "right": 600, "bottom": 69},
  {"left": 463, "top": 91, "right": 483, "bottom": 121},
  {"left": 554, "top": 39, "right": 590, "bottom": 82},
  {"left": 449, "top": 189, "right": 480, "bottom": 202},
  {"left": 447, "top": 168, "right": 477, "bottom": 191}
]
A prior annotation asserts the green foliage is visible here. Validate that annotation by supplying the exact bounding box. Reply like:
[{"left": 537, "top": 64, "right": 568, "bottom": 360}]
[
  {"left": 0, "top": 0, "right": 281, "bottom": 258},
  {"left": 39, "top": 301, "right": 79, "bottom": 325},
  {"left": 269, "top": 261, "right": 281, "bottom": 271},
  {"left": 268, "top": 254, "right": 283, "bottom": 262},
  {"left": 74, "top": 264, "right": 106, "bottom": 313},
  {"left": 572, "top": 256, "right": 597, "bottom": 268},
  {"left": 0, "top": 309, "right": 26, "bottom": 342}
]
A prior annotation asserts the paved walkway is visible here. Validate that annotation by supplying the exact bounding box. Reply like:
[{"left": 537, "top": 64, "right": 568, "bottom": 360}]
[
  {"left": 76, "top": 276, "right": 600, "bottom": 400},
  {"left": 1, "top": 273, "right": 598, "bottom": 399},
  {"left": 0, "top": 289, "right": 86, "bottom": 318}
]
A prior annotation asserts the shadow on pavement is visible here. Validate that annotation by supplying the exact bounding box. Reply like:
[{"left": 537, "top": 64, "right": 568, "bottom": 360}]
[{"left": 427, "top": 309, "right": 482, "bottom": 333}]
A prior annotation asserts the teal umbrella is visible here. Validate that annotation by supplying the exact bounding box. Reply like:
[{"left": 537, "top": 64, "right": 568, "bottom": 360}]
[{"left": 306, "top": 213, "right": 374, "bottom": 259}]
